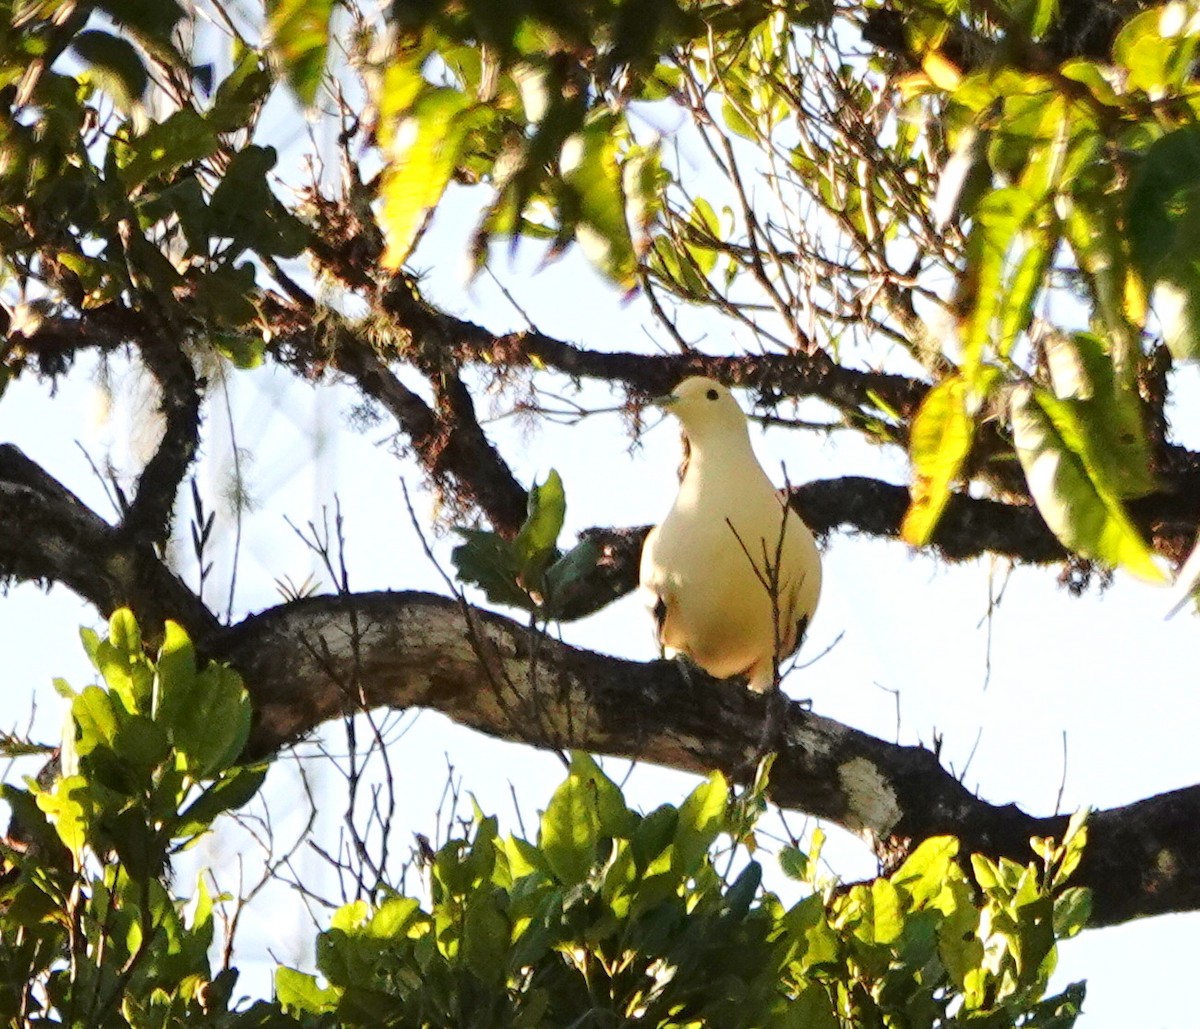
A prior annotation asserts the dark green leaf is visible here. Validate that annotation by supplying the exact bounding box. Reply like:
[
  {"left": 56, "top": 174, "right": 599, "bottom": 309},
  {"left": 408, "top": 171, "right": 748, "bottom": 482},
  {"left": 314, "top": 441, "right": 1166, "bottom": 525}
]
[
  {"left": 902, "top": 374, "right": 976, "bottom": 546},
  {"left": 451, "top": 529, "right": 534, "bottom": 612},
  {"left": 463, "top": 892, "right": 509, "bottom": 984},
  {"left": 116, "top": 109, "right": 220, "bottom": 191},
  {"left": 178, "top": 764, "right": 268, "bottom": 832},
  {"left": 542, "top": 537, "right": 601, "bottom": 618},
  {"left": 1128, "top": 126, "right": 1200, "bottom": 283},
  {"left": 71, "top": 30, "right": 148, "bottom": 109},
  {"left": 97, "top": 0, "right": 186, "bottom": 46}
]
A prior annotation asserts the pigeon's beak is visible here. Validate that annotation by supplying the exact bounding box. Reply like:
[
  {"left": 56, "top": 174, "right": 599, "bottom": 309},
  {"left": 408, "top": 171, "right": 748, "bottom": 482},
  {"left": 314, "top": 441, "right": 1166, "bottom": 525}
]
[{"left": 652, "top": 391, "right": 680, "bottom": 409}]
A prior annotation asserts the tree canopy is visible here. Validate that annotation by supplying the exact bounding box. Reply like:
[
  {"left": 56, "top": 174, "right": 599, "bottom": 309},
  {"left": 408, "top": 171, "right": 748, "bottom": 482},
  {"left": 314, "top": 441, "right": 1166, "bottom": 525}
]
[{"left": 3, "top": 0, "right": 1200, "bottom": 1021}]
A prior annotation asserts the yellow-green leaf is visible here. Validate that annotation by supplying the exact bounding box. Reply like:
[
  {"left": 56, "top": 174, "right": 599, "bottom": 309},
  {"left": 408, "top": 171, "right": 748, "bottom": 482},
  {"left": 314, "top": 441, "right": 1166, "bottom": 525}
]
[
  {"left": 902, "top": 375, "right": 975, "bottom": 546},
  {"left": 379, "top": 88, "right": 477, "bottom": 270}
]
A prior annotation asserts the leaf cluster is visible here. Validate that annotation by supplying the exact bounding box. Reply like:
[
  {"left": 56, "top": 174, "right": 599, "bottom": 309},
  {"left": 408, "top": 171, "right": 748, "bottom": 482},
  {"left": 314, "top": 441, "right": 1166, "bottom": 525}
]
[
  {"left": 0, "top": 610, "right": 269, "bottom": 1027},
  {"left": 277, "top": 754, "right": 1091, "bottom": 1028},
  {"left": 451, "top": 469, "right": 601, "bottom": 621}
]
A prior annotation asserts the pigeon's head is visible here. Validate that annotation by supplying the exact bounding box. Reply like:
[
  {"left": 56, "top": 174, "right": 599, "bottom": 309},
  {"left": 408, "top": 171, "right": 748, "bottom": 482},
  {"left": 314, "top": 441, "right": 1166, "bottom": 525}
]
[{"left": 657, "top": 377, "right": 749, "bottom": 442}]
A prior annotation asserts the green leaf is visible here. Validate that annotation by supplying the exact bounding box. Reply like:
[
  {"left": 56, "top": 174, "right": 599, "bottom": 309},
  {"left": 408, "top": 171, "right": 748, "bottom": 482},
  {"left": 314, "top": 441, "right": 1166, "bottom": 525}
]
[
  {"left": 207, "top": 146, "right": 307, "bottom": 259},
  {"left": 1128, "top": 126, "right": 1200, "bottom": 283},
  {"left": 631, "top": 804, "right": 678, "bottom": 872},
  {"left": 193, "top": 264, "right": 260, "bottom": 330},
  {"left": 937, "top": 878, "right": 982, "bottom": 991},
  {"left": 560, "top": 114, "right": 639, "bottom": 287},
  {"left": 36, "top": 774, "right": 91, "bottom": 859},
  {"left": 108, "top": 607, "right": 142, "bottom": 656},
  {"left": 1126, "top": 127, "right": 1200, "bottom": 359},
  {"left": 902, "top": 374, "right": 975, "bottom": 546},
  {"left": 870, "top": 877, "right": 904, "bottom": 945},
  {"left": 1052, "top": 887, "right": 1092, "bottom": 938},
  {"left": 568, "top": 752, "right": 637, "bottom": 838},
  {"left": 154, "top": 620, "right": 196, "bottom": 721},
  {"left": 110, "top": 713, "right": 171, "bottom": 772},
  {"left": 172, "top": 665, "right": 252, "bottom": 776},
  {"left": 1043, "top": 332, "right": 1155, "bottom": 498},
  {"left": 1011, "top": 384, "right": 1164, "bottom": 582},
  {"left": 463, "top": 892, "right": 509, "bottom": 984},
  {"left": 276, "top": 967, "right": 339, "bottom": 1014},
  {"left": 72, "top": 685, "right": 121, "bottom": 756},
  {"left": 542, "top": 537, "right": 601, "bottom": 618},
  {"left": 212, "top": 331, "right": 267, "bottom": 369},
  {"left": 209, "top": 48, "right": 274, "bottom": 133},
  {"left": 514, "top": 469, "right": 566, "bottom": 591},
  {"left": 266, "top": 0, "right": 334, "bottom": 106},
  {"left": 71, "top": 30, "right": 149, "bottom": 109},
  {"left": 891, "top": 836, "right": 959, "bottom": 909},
  {"left": 1114, "top": 7, "right": 1200, "bottom": 94},
  {"left": 961, "top": 188, "right": 1036, "bottom": 377},
  {"left": 116, "top": 109, "right": 221, "bottom": 191},
  {"left": 540, "top": 769, "right": 600, "bottom": 886},
  {"left": 673, "top": 772, "right": 726, "bottom": 877},
  {"left": 97, "top": 0, "right": 186, "bottom": 47},
  {"left": 178, "top": 764, "right": 268, "bottom": 832},
  {"left": 1060, "top": 186, "right": 1142, "bottom": 389}
]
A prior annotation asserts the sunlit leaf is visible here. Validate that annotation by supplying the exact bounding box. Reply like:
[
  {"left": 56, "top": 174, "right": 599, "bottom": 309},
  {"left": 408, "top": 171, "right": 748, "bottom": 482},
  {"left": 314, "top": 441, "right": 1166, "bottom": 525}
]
[
  {"left": 560, "top": 114, "right": 639, "bottom": 287},
  {"left": 380, "top": 88, "right": 480, "bottom": 269},
  {"left": 961, "top": 188, "right": 1035, "bottom": 377},
  {"left": 673, "top": 772, "right": 726, "bottom": 877},
  {"left": 902, "top": 375, "right": 975, "bottom": 546},
  {"left": 540, "top": 770, "right": 600, "bottom": 886},
  {"left": 514, "top": 469, "right": 566, "bottom": 588}
]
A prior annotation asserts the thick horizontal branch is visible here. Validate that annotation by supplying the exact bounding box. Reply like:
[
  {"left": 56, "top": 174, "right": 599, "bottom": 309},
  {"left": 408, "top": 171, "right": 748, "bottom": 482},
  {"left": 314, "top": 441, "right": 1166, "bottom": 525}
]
[
  {"left": 793, "top": 477, "right": 1069, "bottom": 563},
  {"left": 213, "top": 589, "right": 1200, "bottom": 927}
]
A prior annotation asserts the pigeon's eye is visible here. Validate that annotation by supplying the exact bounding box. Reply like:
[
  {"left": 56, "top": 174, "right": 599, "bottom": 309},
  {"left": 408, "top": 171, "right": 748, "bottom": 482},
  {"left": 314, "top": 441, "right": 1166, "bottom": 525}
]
[{"left": 706, "top": 388, "right": 718, "bottom": 401}]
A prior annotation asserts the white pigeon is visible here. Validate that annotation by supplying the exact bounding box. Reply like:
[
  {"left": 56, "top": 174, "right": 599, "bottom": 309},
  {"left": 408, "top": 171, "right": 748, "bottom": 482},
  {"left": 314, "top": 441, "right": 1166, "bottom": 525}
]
[{"left": 639, "top": 377, "right": 822, "bottom": 692}]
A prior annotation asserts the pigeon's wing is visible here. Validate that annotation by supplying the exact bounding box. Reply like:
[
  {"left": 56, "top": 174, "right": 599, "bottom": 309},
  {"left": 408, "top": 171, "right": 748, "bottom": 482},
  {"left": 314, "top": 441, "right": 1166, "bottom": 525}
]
[{"left": 639, "top": 524, "right": 677, "bottom": 650}]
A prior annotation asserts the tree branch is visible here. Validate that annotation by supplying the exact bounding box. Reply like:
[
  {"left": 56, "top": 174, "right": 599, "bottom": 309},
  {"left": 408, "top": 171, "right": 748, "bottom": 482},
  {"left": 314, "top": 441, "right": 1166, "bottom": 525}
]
[
  {"left": 3, "top": 442, "right": 1197, "bottom": 926},
  {"left": 329, "top": 329, "right": 529, "bottom": 534},
  {"left": 121, "top": 338, "right": 202, "bottom": 548},
  {"left": 0, "top": 445, "right": 219, "bottom": 640},
  {"left": 213, "top": 588, "right": 1200, "bottom": 927}
]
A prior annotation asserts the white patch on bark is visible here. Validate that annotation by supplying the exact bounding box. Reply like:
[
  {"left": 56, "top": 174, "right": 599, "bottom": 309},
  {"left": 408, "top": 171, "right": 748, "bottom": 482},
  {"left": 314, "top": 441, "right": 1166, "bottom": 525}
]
[{"left": 837, "top": 757, "right": 901, "bottom": 835}]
